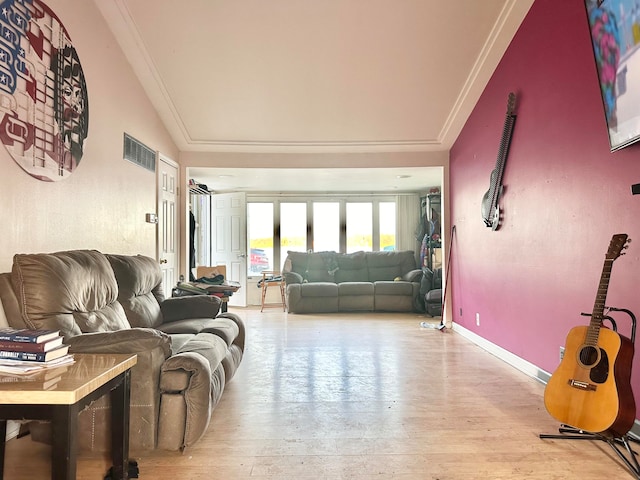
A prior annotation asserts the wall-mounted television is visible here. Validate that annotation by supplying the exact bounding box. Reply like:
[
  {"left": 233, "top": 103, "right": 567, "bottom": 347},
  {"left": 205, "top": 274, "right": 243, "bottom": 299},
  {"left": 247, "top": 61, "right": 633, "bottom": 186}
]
[{"left": 585, "top": 0, "right": 640, "bottom": 151}]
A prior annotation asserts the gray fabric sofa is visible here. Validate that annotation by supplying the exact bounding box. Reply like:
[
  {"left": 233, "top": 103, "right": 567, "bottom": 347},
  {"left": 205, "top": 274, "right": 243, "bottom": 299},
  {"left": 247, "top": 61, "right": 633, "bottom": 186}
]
[
  {"left": 0, "top": 250, "right": 245, "bottom": 453},
  {"left": 283, "top": 250, "right": 422, "bottom": 313}
]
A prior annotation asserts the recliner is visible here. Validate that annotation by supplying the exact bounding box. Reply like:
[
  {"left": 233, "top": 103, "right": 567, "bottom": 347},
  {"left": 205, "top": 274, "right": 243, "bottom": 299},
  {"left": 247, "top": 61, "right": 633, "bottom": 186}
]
[
  {"left": 0, "top": 249, "right": 245, "bottom": 452},
  {"left": 422, "top": 267, "right": 443, "bottom": 316}
]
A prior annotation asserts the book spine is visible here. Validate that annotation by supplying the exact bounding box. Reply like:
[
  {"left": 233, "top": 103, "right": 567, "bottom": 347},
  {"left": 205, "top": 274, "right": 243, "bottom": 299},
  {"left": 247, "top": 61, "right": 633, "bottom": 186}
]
[
  {"left": 0, "top": 342, "right": 46, "bottom": 352},
  {"left": 0, "top": 350, "right": 45, "bottom": 361},
  {"left": 0, "top": 335, "right": 38, "bottom": 343}
]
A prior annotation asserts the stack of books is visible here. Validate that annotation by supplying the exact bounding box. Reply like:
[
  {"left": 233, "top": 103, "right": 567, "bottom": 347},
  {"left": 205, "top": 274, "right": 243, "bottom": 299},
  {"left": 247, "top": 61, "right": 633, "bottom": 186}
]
[{"left": 0, "top": 328, "right": 74, "bottom": 375}]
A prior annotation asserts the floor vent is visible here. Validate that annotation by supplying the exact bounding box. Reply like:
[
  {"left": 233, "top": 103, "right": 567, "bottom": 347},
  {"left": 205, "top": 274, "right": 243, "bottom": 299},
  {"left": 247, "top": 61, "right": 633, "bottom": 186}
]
[{"left": 123, "top": 133, "right": 156, "bottom": 172}]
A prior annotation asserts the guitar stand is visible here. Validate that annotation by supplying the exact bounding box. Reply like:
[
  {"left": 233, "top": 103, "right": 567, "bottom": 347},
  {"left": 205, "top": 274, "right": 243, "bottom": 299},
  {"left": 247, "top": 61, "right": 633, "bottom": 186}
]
[
  {"left": 540, "top": 306, "right": 639, "bottom": 479},
  {"left": 104, "top": 460, "right": 139, "bottom": 480},
  {"left": 540, "top": 426, "right": 640, "bottom": 479}
]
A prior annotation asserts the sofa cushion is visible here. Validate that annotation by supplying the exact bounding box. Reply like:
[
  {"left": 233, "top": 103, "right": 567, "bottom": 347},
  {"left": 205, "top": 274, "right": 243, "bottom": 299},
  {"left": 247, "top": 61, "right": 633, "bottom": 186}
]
[
  {"left": 285, "top": 250, "right": 310, "bottom": 274},
  {"left": 338, "top": 282, "right": 374, "bottom": 296},
  {"left": 287, "top": 285, "right": 339, "bottom": 313},
  {"left": 374, "top": 294, "right": 414, "bottom": 312},
  {"left": 299, "top": 282, "right": 339, "bottom": 297},
  {"left": 339, "top": 295, "right": 374, "bottom": 311},
  {"left": 0, "top": 273, "right": 25, "bottom": 329},
  {"left": 366, "top": 250, "right": 417, "bottom": 282},
  {"left": 285, "top": 251, "right": 336, "bottom": 283},
  {"left": 107, "top": 254, "right": 165, "bottom": 329},
  {"left": 160, "top": 295, "right": 221, "bottom": 323},
  {"left": 305, "top": 271, "right": 334, "bottom": 283},
  {"left": 283, "top": 271, "right": 303, "bottom": 284},
  {"left": 334, "top": 252, "right": 368, "bottom": 283},
  {"left": 12, "top": 250, "right": 130, "bottom": 338},
  {"left": 374, "top": 280, "right": 414, "bottom": 296},
  {"left": 338, "top": 281, "right": 374, "bottom": 311},
  {"left": 156, "top": 318, "right": 240, "bottom": 347}
]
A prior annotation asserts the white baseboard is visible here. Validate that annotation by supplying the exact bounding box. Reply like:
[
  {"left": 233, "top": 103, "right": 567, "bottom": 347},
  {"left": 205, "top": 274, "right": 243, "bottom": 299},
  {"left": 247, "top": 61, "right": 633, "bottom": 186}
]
[{"left": 451, "top": 321, "right": 640, "bottom": 439}]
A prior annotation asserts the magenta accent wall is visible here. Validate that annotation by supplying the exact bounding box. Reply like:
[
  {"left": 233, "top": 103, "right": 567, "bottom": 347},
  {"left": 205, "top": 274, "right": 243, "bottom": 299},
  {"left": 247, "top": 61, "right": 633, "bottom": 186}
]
[{"left": 450, "top": 0, "right": 640, "bottom": 414}]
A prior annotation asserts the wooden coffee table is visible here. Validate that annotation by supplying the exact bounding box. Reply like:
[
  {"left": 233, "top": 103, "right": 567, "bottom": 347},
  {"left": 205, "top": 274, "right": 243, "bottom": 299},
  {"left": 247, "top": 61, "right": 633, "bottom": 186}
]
[{"left": 0, "top": 353, "right": 137, "bottom": 480}]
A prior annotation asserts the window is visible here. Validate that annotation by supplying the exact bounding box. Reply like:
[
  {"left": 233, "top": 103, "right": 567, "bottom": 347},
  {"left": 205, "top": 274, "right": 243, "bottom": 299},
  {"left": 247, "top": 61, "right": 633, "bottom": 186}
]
[
  {"left": 379, "top": 202, "right": 396, "bottom": 251},
  {"left": 346, "top": 202, "right": 372, "bottom": 253},
  {"left": 280, "top": 203, "right": 307, "bottom": 268},
  {"left": 313, "top": 202, "right": 340, "bottom": 252},
  {"left": 247, "top": 203, "right": 273, "bottom": 274},
  {"left": 248, "top": 197, "right": 396, "bottom": 271}
]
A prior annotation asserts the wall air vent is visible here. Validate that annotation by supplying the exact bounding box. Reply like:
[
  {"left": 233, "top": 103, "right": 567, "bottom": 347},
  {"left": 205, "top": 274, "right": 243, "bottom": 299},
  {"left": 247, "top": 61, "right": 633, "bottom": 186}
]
[{"left": 123, "top": 133, "right": 156, "bottom": 172}]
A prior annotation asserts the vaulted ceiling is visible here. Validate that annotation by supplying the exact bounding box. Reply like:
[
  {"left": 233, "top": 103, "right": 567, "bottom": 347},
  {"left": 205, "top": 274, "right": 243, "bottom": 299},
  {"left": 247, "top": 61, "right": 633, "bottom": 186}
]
[{"left": 95, "top": 0, "right": 533, "bottom": 192}]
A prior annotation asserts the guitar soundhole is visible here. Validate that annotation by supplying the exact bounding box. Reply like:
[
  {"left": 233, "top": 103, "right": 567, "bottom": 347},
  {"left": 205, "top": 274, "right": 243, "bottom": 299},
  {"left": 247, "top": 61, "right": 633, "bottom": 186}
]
[
  {"left": 579, "top": 346, "right": 599, "bottom": 366},
  {"left": 578, "top": 345, "right": 609, "bottom": 384}
]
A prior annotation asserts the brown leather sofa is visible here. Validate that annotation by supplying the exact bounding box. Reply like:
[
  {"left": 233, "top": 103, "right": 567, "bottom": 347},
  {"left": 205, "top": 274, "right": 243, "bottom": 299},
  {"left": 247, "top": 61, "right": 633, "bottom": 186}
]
[{"left": 0, "top": 250, "right": 245, "bottom": 452}]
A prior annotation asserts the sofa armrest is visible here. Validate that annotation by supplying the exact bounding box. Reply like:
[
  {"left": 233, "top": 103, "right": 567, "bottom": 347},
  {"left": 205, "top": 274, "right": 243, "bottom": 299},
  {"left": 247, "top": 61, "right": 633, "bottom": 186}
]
[
  {"left": 217, "top": 312, "right": 246, "bottom": 352},
  {"left": 160, "top": 295, "right": 221, "bottom": 323},
  {"left": 65, "top": 328, "right": 171, "bottom": 358},
  {"left": 159, "top": 350, "right": 221, "bottom": 449},
  {"left": 284, "top": 271, "right": 303, "bottom": 285},
  {"left": 402, "top": 269, "right": 423, "bottom": 283},
  {"left": 63, "top": 328, "right": 172, "bottom": 451},
  {"left": 160, "top": 350, "right": 213, "bottom": 391},
  {"left": 66, "top": 327, "right": 171, "bottom": 356}
]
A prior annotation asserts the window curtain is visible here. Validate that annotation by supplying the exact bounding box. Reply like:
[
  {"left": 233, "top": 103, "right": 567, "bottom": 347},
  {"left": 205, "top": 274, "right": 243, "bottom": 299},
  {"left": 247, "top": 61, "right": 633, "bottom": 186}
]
[{"left": 395, "top": 194, "right": 421, "bottom": 256}]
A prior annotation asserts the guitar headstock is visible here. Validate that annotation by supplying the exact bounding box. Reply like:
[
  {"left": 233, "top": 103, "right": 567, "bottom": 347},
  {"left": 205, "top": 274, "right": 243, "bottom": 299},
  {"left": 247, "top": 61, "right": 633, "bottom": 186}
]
[
  {"left": 606, "top": 233, "right": 630, "bottom": 260},
  {"left": 506, "top": 92, "right": 516, "bottom": 116}
]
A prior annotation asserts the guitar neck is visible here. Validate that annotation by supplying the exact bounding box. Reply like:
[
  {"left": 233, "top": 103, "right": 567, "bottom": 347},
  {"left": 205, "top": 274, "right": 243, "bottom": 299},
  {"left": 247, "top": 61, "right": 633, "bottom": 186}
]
[
  {"left": 586, "top": 258, "right": 613, "bottom": 345},
  {"left": 489, "top": 113, "right": 516, "bottom": 205},
  {"left": 487, "top": 92, "right": 517, "bottom": 211}
]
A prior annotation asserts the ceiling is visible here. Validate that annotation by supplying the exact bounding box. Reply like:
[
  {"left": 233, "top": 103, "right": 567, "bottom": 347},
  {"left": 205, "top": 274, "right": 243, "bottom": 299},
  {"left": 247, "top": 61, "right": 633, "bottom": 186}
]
[
  {"left": 95, "top": 0, "right": 533, "bottom": 193},
  {"left": 188, "top": 166, "right": 442, "bottom": 194}
]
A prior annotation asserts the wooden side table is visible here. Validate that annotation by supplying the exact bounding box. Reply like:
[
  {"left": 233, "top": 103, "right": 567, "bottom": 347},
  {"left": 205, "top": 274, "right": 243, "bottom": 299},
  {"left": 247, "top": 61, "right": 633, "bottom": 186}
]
[
  {"left": 260, "top": 271, "right": 286, "bottom": 312},
  {"left": 220, "top": 296, "right": 229, "bottom": 313},
  {"left": 0, "top": 353, "right": 138, "bottom": 480}
]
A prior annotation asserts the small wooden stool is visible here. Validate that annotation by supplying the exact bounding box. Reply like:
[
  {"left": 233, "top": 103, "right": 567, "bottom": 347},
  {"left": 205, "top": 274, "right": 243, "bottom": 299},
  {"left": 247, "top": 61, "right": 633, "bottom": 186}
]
[{"left": 260, "top": 270, "right": 285, "bottom": 312}]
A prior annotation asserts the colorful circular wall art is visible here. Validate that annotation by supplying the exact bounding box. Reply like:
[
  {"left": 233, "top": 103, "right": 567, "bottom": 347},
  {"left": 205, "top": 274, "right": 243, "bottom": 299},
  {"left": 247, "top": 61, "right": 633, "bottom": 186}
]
[{"left": 0, "top": 0, "right": 88, "bottom": 182}]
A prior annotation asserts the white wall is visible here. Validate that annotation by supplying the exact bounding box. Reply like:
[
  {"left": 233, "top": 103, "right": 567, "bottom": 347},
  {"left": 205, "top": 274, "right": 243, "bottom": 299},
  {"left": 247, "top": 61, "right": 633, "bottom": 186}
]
[{"left": 0, "top": 0, "right": 179, "bottom": 272}]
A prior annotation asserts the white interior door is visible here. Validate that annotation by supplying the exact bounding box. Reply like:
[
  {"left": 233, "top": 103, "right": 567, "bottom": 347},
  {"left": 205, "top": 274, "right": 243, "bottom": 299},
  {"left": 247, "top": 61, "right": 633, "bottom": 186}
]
[
  {"left": 211, "top": 192, "right": 247, "bottom": 306},
  {"left": 157, "top": 155, "right": 179, "bottom": 294}
]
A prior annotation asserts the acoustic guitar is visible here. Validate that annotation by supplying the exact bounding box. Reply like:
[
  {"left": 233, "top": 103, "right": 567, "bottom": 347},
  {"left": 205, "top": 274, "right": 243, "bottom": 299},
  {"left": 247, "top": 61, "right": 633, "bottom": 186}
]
[{"left": 544, "top": 234, "right": 635, "bottom": 438}]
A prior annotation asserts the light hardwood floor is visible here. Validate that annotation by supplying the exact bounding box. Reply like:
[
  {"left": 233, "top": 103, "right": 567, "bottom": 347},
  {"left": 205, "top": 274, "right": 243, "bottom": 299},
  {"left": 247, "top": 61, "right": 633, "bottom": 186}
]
[{"left": 3, "top": 309, "right": 637, "bottom": 479}]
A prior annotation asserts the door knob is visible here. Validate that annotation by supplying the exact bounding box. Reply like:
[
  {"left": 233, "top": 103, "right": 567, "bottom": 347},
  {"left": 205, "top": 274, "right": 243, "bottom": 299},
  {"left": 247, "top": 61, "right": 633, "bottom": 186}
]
[{"left": 160, "top": 259, "right": 168, "bottom": 264}]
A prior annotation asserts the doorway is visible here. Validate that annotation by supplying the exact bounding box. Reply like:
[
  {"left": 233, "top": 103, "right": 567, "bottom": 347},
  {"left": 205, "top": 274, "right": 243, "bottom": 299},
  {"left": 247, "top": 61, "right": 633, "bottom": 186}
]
[
  {"left": 190, "top": 190, "right": 248, "bottom": 307},
  {"left": 157, "top": 155, "right": 180, "bottom": 293}
]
